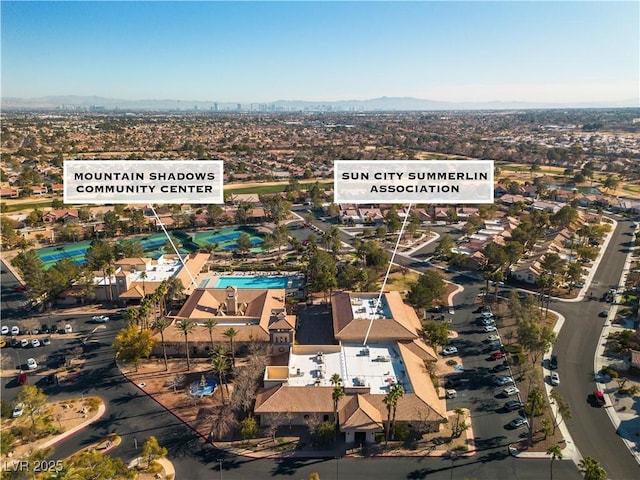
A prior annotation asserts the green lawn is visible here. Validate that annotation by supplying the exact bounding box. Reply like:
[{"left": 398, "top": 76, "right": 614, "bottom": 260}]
[{"left": 224, "top": 181, "right": 332, "bottom": 195}]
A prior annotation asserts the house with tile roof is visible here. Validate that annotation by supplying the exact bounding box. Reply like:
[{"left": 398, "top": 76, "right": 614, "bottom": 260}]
[
  {"left": 152, "top": 286, "right": 296, "bottom": 358},
  {"left": 94, "top": 253, "right": 209, "bottom": 303},
  {"left": 254, "top": 291, "right": 446, "bottom": 444}
]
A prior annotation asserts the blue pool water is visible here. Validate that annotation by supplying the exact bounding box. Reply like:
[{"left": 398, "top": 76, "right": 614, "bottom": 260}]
[{"left": 214, "top": 276, "right": 291, "bottom": 289}]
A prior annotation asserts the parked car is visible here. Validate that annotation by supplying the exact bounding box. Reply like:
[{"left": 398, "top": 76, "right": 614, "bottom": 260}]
[
  {"left": 26, "top": 358, "right": 37, "bottom": 370},
  {"left": 445, "top": 389, "right": 457, "bottom": 399},
  {"left": 17, "top": 372, "right": 28, "bottom": 386},
  {"left": 20, "top": 339, "right": 29, "bottom": 348},
  {"left": 1, "top": 326, "right": 8, "bottom": 335},
  {"left": 481, "top": 317, "right": 495, "bottom": 326},
  {"left": 490, "top": 351, "right": 506, "bottom": 360},
  {"left": 504, "top": 400, "right": 524, "bottom": 411},
  {"left": 487, "top": 341, "right": 502, "bottom": 351},
  {"left": 64, "top": 324, "right": 73, "bottom": 334},
  {"left": 502, "top": 386, "right": 520, "bottom": 396},
  {"left": 494, "top": 376, "right": 514, "bottom": 386},
  {"left": 508, "top": 416, "right": 528, "bottom": 429},
  {"left": 549, "top": 355, "right": 558, "bottom": 370},
  {"left": 31, "top": 339, "right": 40, "bottom": 348},
  {"left": 486, "top": 334, "right": 500, "bottom": 342},
  {"left": 11, "top": 326, "right": 20, "bottom": 336},
  {"left": 592, "top": 390, "right": 606, "bottom": 407},
  {"left": 599, "top": 309, "right": 609, "bottom": 318},
  {"left": 442, "top": 346, "right": 458, "bottom": 356},
  {"left": 483, "top": 325, "right": 497, "bottom": 333},
  {"left": 481, "top": 311, "right": 494, "bottom": 319},
  {"left": 550, "top": 372, "right": 560, "bottom": 386},
  {"left": 491, "top": 362, "right": 510, "bottom": 373},
  {"left": 42, "top": 337, "right": 51, "bottom": 346},
  {"left": 12, "top": 403, "right": 24, "bottom": 418},
  {"left": 92, "top": 315, "right": 109, "bottom": 323}
]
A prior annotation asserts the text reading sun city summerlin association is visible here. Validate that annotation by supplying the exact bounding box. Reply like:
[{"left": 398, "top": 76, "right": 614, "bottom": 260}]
[{"left": 333, "top": 160, "right": 494, "bottom": 204}]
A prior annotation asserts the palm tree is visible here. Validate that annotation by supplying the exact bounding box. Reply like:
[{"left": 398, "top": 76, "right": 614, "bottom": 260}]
[
  {"left": 330, "top": 375, "right": 344, "bottom": 432},
  {"left": 388, "top": 383, "right": 404, "bottom": 440},
  {"left": 204, "top": 319, "right": 218, "bottom": 351},
  {"left": 223, "top": 327, "right": 239, "bottom": 368},
  {"left": 211, "top": 346, "right": 230, "bottom": 404},
  {"left": 140, "top": 271, "right": 148, "bottom": 298},
  {"left": 383, "top": 383, "right": 404, "bottom": 443},
  {"left": 546, "top": 444, "right": 563, "bottom": 480},
  {"left": 578, "top": 457, "right": 607, "bottom": 480},
  {"left": 154, "top": 318, "right": 170, "bottom": 371},
  {"left": 176, "top": 319, "right": 195, "bottom": 371},
  {"left": 527, "top": 388, "right": 544, "bottom": 446},
  {"left": 105, "top": 265, "right": 116, "bottom": 306}
]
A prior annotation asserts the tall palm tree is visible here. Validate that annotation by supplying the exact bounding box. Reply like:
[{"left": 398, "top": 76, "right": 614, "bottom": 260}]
[
  {"left": 383, "top": 384, "right": 404, "bottom": 443},
  {"left": 204, "top": 319, "right": 218, "bottom": 351},
  {"left": 176, "top": 319, "right": 195, "bottom": 371},
  {"left": 154, "top": 318, "right": 170, "bottom": 371},
  {"left": 139, "top": 271, "right": 148, "bottom": 298},
  {"left": 210, "top": 346, "right": 230, "bottom": 404},
  {"left": 546, "top": 444, "right": 563, "bottom": 480},
  {"left": 389, "top": 383, "right": 404, "bottom": 440},
  {"left": 223, "top": 327, "right": 239, "bottom": 368},
  {"left": 332, "top": 384, "right": 345, "bottom": 439},
  {"left": 105, "top": 265, "right": 116, "bottom": 306},
  {"left": 330, "top": 375, "right": 344, "bottom": 429},
  {"left": 156, "top": 280, "right": 168, "bottom": 317},
  {"left": 527, "top": 387, "right": 544, "bottom": 446},
  {"left": 578, "top": 457, "right": 607, "bottom": 480}
]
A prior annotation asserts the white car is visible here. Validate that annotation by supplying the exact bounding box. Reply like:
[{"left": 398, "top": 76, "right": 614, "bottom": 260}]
[
  {"left": 487, "top": 334, "right": 500, "bottom": 342},
  {"left": 502, "top": 386, "right": 519, "bottom": 396},
  {"left": 481, "top": 311, "right": 494, "bottom": 319},
  {"left": 31, "top": 339, "right": 40, "bottom": 348},
  {"left": 64, "top": 324, "right": 73, "bottom": 333},
  {"left": 494, "top": 376, "right": 514, "bottom": 386},
  {"left": 550, "top": 372, "right": 560, "bottom": 386},
  {"left": 445, "top": 389, "right": 457, "bottom": 399},
  {"left": 1, "top": 325, "right": 8, "bottom": 335},
  {"left": 20, "top": 339, "right": 29, "bottom": 348},
  {"left": 11, "top": 326, "right": 20, "bottom": 336},
  {"left": 92, "top": 315, "right": 109, "bottom": 323},
  {"left": 481, "top": 317, "right": 495, "bottom": 326},
  {"left": 442, "top": 346, "right": 458, "bottom": 356},
  {"left": 483, "top": 325, "right": 497, "bottom": 332},
  {"left": 12, "top": 403, "right": 24, "bottom": 418},
  {"left": 26, "top": 358, "right": 37, "bottom": 370}
]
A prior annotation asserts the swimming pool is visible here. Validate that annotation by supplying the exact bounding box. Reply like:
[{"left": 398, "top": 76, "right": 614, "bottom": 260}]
[{"left": 214, "top": 276, "right": 292, "bottom": 289}]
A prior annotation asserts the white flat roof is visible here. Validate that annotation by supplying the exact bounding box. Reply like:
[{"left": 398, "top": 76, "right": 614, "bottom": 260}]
[
  {"left": 287, "top": 343, "right": 412, "bottom": 395},
  {"left": 350, "top": 295, "right": 392, "bottom": 321}
]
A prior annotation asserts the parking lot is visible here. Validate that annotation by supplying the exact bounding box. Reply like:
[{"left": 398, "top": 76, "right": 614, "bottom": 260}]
[{"left": 439, "top": 297, "right": 531, "bottom": 450}]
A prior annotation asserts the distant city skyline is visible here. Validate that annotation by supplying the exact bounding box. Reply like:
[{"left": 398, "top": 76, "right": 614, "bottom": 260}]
[{"left": 1, "top": 1, "right": 638, "bottom": 106}]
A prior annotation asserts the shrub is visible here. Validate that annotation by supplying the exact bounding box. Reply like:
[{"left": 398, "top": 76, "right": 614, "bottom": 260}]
[
  {"left": 0, "top": 400, "right": 13, "bottom": 419},
  {"left": 85, "top": 397, "right": 101, "bottom": 412},
  {"left": 453, "top": 444, "right": 469, "bottom": 452},
  {"left": 504, "top": 344, "right": 522, "bottom": 354},
  {"left": 394, "top": 424, "right": 410, "bottom": 441},
  {"left": 239, "top": 416, "right": 258, "bottom": 440},
  {"left": 445, "top": 359, "right": 457, "bottom": 366}
]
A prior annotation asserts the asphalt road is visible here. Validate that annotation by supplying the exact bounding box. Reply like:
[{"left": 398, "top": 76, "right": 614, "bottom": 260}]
[
  {"left": 0, "top": 258, "right": 29, "bottom": 319},
  {"left": 551, "top": 217, "right": 640, "bottom": 479}
]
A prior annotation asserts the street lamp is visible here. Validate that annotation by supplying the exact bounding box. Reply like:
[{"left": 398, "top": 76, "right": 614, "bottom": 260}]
[
  {"left": 217, "top": 458, "right": 223, "bottom": 480},
  {"left": 335, "top": 455, "right": 340, "bottom": 480}
]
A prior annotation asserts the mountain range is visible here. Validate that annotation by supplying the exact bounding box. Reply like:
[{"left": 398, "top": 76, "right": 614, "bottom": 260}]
[{"left": 2, "top": 95, "right": 637, "bottom": 112}]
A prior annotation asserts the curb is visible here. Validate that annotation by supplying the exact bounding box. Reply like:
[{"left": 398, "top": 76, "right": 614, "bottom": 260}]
[{"left": 41, "top": 402, "right": 107, "bottom": 450}]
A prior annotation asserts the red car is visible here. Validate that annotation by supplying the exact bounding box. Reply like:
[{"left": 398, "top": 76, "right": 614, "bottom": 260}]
[{"left": 490, "top": 352, "right": 506, "bottom": 360}]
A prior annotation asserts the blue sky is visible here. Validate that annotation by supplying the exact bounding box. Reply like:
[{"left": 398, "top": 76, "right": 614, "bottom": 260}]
[{"left": 2, "top": 1, "right": 638, "bottom": 104}]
